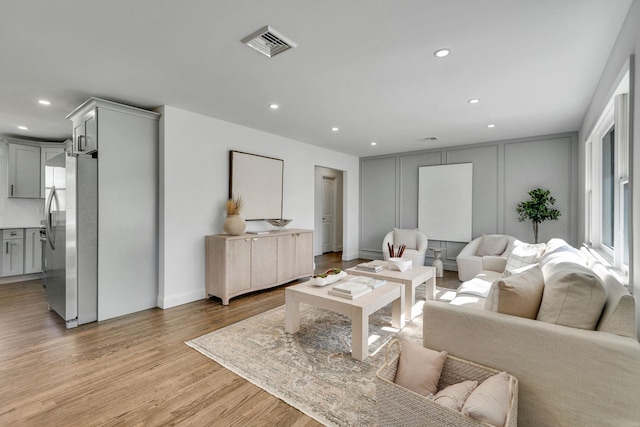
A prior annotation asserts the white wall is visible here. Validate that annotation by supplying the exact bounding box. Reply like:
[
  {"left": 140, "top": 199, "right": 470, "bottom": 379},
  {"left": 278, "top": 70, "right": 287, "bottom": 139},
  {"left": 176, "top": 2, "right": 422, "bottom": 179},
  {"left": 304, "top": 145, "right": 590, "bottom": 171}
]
[
  {"left": 158, "top": 106, "right": 359, "bottom": 309},
  {"left": 578, "top": 0, "right": 640, "bottom": 337}
]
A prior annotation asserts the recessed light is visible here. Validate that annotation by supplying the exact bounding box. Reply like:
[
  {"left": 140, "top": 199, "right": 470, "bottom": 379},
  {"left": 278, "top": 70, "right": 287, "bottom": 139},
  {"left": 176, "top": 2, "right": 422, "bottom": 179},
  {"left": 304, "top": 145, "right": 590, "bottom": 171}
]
[
  {"left": 487, "top": 124, "right": 496, "bottom": 128},
  {"left": 468, "top": 99, "right": 480, "bottom": 104},
  {"left": 331, "top": 127, "right": 339, "bottom": 132},
  {"left": 38, "top": 99, "right": 51, "bottom": 105},
  {"left": 370, "top": 142, "right": 377, "bottom": 146},
  {"left": 434, "top": 48, "right": 450, "bottom": 58},
  {"left": 17, "top": 125, "right": 28, "bottom": 130},
  {"left": 269, "top": 104, "right": 279, "bottom": 109}
]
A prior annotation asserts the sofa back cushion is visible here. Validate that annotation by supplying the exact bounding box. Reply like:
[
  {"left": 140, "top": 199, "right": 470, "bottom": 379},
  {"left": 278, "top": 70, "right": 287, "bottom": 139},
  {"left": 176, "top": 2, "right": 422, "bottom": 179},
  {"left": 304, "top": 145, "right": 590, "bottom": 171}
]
[
  {"left": 590, "top": 262, "right": 637, "bottom": 338},
  {"left": 485, "top": 264, "right": 544, "bottom": 319},
  {"left": 476, "top": 234, "right": 509, "bottom": 256},
  {"left": 540, "top": 238, "right": 586, "bottom": 271},
  {"left": 537, "top": 262, "right": 607, "bottom": 330}
]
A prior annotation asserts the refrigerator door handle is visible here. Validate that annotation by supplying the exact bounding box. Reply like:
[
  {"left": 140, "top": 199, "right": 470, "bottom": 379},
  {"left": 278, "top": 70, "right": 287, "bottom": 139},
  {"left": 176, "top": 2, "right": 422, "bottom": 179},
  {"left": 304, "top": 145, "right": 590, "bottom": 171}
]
[{"left": 45, "top": 186, "right": 56, "bottom": 250}]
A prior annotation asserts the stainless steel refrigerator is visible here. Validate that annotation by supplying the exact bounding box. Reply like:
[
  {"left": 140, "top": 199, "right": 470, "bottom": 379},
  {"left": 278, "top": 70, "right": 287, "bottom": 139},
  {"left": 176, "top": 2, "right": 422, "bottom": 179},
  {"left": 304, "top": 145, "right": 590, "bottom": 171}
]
[{"left": 44, "top": 152, "right": 98, "bottom": 328}]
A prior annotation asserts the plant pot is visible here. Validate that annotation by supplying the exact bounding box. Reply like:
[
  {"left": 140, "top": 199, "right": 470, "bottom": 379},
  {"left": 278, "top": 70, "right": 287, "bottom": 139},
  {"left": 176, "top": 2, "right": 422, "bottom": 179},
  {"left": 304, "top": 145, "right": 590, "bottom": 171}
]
[{"left": 224, "top": 215, "right": 246, "bottom": 235}]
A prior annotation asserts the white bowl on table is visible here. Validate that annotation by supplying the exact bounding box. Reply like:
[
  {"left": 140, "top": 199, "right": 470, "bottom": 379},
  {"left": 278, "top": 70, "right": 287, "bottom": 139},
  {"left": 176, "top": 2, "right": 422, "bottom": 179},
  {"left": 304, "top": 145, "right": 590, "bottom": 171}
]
[
  {"left": 387, "top": 257, "right": 412, "bottom": 272},
  {"left": 309, "top": 270, "right": 347, "bottom": 286}
]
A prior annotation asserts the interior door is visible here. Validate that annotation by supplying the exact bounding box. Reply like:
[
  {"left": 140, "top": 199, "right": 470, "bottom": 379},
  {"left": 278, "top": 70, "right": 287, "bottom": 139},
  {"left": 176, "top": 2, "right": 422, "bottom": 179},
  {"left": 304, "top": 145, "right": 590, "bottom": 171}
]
[{"left": 321, "top": 176, "right": 336, "bottom": 253}]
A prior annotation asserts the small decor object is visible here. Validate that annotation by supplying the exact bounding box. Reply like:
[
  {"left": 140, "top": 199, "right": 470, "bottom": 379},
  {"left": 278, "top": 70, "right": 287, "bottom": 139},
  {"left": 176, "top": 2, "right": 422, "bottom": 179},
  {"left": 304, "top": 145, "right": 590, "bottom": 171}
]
[
  {"left": 328, "top": 278, "right": 373, "bottom": 299},
  {"left": 355, "top": 262, "right": 384, "bottom": 273},
  {"left": 516, "top": 188, "right": 561, "bottom": 243},
  {"left": 387, "top": 243, "right": 406, "bottom": 258},
  {"left": 388, "top": 257, "right": 412, "bottom": 272},
  {"left": 266, "top": 218, "right": 292, "bottom": 230},
  {"left": 309, "top": 268, "right": 347, "bottom": 286},
  {"left": 347, "top": 276, "right": 387, "bottom": 289},
  {"left": 223, "top": 195, "right": 246, "bottom": 235},
  {"left": 429, "top": 247, "right": 445, "bottom": 278}
]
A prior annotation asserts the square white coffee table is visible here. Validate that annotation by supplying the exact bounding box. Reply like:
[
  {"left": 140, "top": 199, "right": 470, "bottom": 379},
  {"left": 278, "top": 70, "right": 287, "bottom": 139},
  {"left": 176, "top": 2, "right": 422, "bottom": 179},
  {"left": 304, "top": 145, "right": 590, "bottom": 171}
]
[
  {"left": 285, "top": 276, "right": 405, "bottom": 361},
  {"left": 346, "top": 261, "right": 436, "bottom": 320}
]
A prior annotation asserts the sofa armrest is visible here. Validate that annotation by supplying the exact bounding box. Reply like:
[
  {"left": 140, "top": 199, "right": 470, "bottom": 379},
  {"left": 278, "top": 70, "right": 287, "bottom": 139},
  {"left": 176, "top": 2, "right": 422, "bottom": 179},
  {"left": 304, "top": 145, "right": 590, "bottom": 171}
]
[
  {"left": 423, "top": 301, "right": 640, "bottom": 426},
  {"left": 482, "top": 255, "right": 507, "bottom": 272},
  {"left": 415, "top": 232, "right": 428, "bottom": 253}
]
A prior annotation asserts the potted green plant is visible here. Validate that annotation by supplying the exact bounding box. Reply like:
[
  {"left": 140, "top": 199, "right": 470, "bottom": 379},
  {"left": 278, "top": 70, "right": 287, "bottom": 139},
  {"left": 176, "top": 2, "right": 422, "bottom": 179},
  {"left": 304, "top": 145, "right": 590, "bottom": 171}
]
[{"left": 516, "top": 188, "right": 561, "bottom": 243}]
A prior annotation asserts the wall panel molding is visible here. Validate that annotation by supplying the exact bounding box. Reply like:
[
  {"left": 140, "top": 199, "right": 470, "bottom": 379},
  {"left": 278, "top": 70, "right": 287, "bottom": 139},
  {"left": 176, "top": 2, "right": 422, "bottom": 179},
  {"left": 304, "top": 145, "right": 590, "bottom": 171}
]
[{"left": 360, "top": 132, "right": 579, "bottom": 264}]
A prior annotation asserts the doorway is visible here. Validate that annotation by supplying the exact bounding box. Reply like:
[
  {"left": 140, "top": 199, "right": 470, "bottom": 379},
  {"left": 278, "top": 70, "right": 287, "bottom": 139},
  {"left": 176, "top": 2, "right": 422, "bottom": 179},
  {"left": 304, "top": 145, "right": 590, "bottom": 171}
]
[
  {"left": 321, "top": 175, "right": 336, "bottom": 253},
  {"left": 314, "top": 166, "right": 344, "bottom": 256}
]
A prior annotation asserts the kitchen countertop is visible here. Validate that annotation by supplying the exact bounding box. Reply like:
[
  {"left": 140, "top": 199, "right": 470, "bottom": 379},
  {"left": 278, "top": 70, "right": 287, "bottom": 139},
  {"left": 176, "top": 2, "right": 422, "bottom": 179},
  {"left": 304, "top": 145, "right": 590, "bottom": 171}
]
[{"left": 0, "top": 225, "right": 45, "bottom": 229}]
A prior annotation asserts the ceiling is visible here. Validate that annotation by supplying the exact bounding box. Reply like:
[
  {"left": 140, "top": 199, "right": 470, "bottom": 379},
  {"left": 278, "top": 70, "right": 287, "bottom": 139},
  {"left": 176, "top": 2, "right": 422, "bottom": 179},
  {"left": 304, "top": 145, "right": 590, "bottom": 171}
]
[{"left": 0, "top": 0, "right": 633, "bottom": 157}]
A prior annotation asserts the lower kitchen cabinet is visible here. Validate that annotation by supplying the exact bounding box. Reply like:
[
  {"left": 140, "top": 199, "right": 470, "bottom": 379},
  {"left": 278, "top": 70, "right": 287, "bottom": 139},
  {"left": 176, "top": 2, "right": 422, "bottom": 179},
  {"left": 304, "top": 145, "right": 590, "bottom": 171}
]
[
  {"left": 206, "top": 229, "right": 313, "bottom": 305},
  {"left": 24, "top": 228, "right": 43, "bottom": 274},
  {"left": 2, "top": 229, "right": 25, "bottom": 277}
]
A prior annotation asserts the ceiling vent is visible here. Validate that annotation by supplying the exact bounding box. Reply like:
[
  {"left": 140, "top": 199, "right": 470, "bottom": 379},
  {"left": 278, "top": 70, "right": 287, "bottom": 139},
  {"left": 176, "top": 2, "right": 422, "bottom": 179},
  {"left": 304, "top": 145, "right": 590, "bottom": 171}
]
[
  {"left": 418, "top": 136, "right": 439, "bottom": 142},
  {"left": 242, "top": 26, "right": 297, "bottom": 58}
]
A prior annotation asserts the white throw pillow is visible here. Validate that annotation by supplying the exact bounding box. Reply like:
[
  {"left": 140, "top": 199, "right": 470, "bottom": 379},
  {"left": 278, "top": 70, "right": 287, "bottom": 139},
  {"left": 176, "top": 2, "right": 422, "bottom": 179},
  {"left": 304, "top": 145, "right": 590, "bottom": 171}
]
[
  {"left": 504, "top": 240, "right": 545, "bottom": 271},
  {"left": 393, "top": 228, "right": 418, "bottom": 250},
  {"left": 476, "top": 234, "right": 509, "bottom": 257}
]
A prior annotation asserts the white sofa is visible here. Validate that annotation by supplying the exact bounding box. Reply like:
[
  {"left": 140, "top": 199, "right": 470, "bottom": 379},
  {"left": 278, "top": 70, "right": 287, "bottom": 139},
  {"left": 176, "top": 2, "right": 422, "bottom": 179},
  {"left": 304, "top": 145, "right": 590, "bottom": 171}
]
[
  {"left": 424, "top": 238, "right": 640, "bottom": 426},
  {"left": 382, "top": 228, "right": 428, "bottom": 267}
]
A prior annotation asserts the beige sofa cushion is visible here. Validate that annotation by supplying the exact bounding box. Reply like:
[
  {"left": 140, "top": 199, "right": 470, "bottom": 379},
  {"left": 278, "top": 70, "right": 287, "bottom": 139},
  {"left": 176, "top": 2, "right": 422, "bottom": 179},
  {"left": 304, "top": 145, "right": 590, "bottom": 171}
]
[
  {"left": 394, "top": 339, "right": 447, "bottom": 396},
  {"left": 433, "top": 380, "right": 478, "bottom": 411},
  {"left": 591, "top": 263, "right": 637, "bottom": 338},
  {"left": 461, "top": 372, "right": 512, "bottom": 427},
  {"left": 485, "top": 265, "right": 544, "bottom": 319},
  {"left": 476, "top": 234, "right": 509, "bottom": 256},
  {"left": 537, "top": 262, "right": 607, "bottom": 330}
]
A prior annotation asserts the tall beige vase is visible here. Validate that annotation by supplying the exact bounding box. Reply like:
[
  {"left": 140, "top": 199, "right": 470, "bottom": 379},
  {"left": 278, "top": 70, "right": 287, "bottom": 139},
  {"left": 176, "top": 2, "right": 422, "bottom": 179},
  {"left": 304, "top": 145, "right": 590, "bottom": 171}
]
[{"left": 224, "top": 215, "right": 246, "bottom": 235}]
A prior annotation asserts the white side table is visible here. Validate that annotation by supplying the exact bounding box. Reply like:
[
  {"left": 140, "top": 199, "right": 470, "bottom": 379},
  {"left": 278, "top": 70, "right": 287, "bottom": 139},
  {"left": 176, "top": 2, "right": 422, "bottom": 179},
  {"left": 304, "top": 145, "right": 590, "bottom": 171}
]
[{"left": 429, "top": 247, "right": 445, "bottom": 278}]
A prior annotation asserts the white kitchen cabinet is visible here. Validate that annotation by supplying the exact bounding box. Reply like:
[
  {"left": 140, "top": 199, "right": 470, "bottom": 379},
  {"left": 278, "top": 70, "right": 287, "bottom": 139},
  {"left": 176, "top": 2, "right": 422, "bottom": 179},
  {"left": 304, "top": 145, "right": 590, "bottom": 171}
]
[
  {"left": 2, "top": 229, "right": 24, "bottom": 277},
  {"left": 206, "top": 229, "right": 313, "bottom": 305},
  {"left": 24, "top": 228, "right": 42, "bottom": 274},
  {"left": 8, "top": 143, "right": 41, "bottom": 198},
  {"left": 41, "top": 146, "right": 66, "bottom": 198},
  {"left": 71, "top": 109, "right": 97, "bottom": 155}
]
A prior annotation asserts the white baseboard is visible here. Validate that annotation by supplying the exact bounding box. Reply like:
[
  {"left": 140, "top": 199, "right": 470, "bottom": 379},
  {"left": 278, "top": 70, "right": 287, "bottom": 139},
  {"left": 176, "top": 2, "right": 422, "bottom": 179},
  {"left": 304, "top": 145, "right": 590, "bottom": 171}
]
[
  {"left": 342, "top": 251, "right": 361, "bottom": 261},
  {"left": 0, "top": 273, "right": 42, "bottom": 285},
  {"left": 157, "top": 288, "right": 206, "bottom": 309}
]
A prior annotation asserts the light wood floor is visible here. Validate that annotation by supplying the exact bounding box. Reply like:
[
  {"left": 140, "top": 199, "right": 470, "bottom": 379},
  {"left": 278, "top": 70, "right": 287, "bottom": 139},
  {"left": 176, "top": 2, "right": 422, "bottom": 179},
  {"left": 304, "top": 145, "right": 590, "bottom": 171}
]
[{"left": 0, "top": 254, "right": 460, "bottom": 426}]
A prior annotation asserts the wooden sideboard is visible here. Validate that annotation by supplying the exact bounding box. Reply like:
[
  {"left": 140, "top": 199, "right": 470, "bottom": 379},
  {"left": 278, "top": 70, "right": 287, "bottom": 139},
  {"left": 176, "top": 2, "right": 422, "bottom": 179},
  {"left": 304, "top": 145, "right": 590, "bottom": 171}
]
[{"left": 205, "top": 229, "right": 314, "bottom": 305}]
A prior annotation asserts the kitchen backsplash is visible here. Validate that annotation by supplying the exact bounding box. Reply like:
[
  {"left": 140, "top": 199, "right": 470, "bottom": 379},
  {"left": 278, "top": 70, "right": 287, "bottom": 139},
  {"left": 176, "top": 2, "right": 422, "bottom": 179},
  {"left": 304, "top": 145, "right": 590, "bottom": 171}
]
[{"left": 0, "top": 197, "right": 45, "bottom": 226}]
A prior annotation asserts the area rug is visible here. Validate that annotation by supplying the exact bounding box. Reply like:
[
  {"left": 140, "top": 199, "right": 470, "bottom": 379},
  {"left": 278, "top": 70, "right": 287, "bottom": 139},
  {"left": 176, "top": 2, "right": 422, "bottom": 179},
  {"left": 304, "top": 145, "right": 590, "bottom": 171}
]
[{"left": 185, "top": 286, "right": 444, "bottom": 426}]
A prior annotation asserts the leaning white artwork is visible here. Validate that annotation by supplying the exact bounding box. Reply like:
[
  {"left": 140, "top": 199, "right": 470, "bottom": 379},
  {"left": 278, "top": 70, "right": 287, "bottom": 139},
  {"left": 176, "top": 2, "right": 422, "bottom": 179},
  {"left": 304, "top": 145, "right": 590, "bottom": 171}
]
[{"left": 418, "top": 163, "right": 473, "bottom": 242}]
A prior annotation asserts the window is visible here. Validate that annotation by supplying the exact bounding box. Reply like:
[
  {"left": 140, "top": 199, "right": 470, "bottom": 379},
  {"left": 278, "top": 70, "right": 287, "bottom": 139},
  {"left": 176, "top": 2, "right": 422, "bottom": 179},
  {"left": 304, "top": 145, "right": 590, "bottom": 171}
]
[
  {"left": 601, "top": 124, "right": 615, "bottom": 248},
  {"left": 585, "top": 71, "right": 629, "bottom": 274}
]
